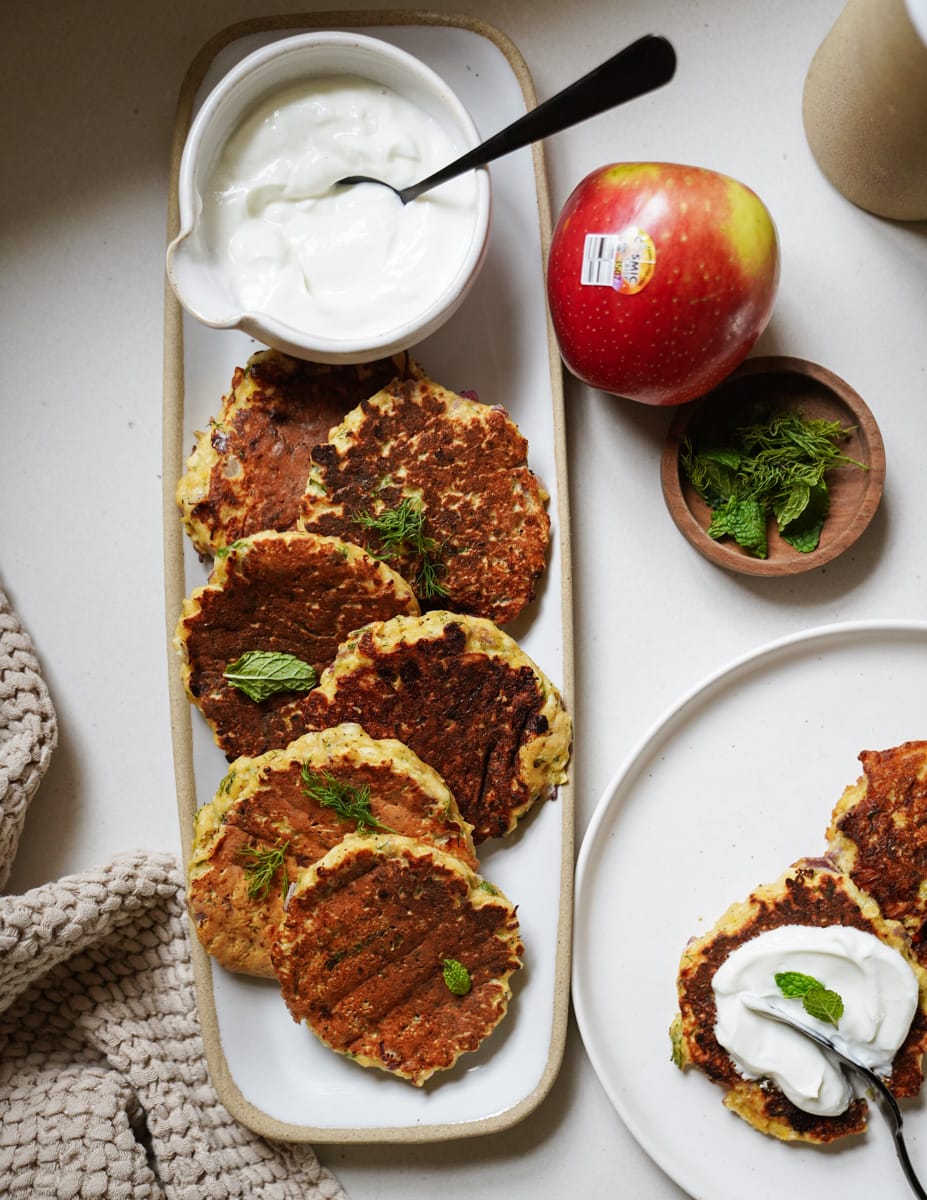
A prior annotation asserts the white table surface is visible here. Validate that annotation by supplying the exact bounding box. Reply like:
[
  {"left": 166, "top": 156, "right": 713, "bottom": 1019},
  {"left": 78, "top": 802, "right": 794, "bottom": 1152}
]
[{"left": 4, "top": 1, "right": 926, "bottom": 1197}]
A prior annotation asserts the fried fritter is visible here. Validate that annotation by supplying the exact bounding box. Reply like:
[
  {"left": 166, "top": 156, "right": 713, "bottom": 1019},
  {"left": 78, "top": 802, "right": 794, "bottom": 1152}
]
[
  {"left": 187, "top": 723, "right": 477, "bottom": 977},
  {"left": 271, "top": 832, "right": 523, "bottom": 1086},
  {"left": 671, "top": 860, "right": 927, "bottom": 1143},
  {"left": 294, "top": 611, "right": 572, "bottom": 843},
  {"left": 177, "top": 348, "right": 419, "bottom": 557},
  {"left": 174, "top": 530, "right": 419, "bottom": 760},
  {"left": 297, "top": 375, "right": 550, "bottom": 626},
  {"left": 828, "top": 741, "right": 927, "bottom": 959}
]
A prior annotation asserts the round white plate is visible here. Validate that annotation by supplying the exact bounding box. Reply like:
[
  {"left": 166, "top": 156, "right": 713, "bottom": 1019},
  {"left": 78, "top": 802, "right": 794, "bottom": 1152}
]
[{"left": 573, "top": 620, "right": 927, "bottom": 1199}]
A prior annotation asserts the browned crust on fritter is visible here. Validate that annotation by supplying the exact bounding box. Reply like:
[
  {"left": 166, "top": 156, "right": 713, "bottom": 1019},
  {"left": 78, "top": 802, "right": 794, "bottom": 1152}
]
[
  {"left": 297, "top": 375, "right": 550, "bottom": 626},
  {"left": 828, "top": 741, "right": 927, "bottom": 959},
  {"left": 174, "top": 531, "right": 419, "bottom": 760},
  {"left": 177, "top": 348, "right": 419, "bottom": 557},
  {"left": 187, "top": 725, "right": 477, "bottom": 977},
  {"left": 272, "top": 834, "right": 523, "bottom": 1086},
  {"left": 672, "top": 859, "right": 927, "bottom": 1143},
  {"left": 294, "top": 612, "right": 572, "bottom": 843}
]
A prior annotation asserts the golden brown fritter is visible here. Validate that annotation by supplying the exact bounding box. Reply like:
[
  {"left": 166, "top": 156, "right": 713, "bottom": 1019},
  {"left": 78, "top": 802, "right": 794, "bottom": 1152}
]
[
  {"left": 174, "top": 530, "right": 419, "bottom": 760},
  {"left": 187, "top": 724, "right": 477, "bottom": 978},
  {"left": 828, "top": 741, "right": 927, "bottom": 959},
  {"left": 272, "top": 833, "right": 523, "bottom": 1086},
  {"left": 671, "top": 859, "right": 927, "bottom": 1143},
  {"left": 177, "top": 348, "right": 419, "bottom": 557},
  {"left": 294, "top": 611, "right": 572, "bottom": 843},
  {"left": 297, "top": 375, "right": 550, "bottom": 626}
]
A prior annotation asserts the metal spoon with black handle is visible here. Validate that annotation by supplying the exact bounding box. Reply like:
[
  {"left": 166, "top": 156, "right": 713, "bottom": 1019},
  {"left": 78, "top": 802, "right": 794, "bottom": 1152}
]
[
  {"left": 337, "top": 33, "right": 677, "bottom": 203},
  {"left": 746, "top": 996, "right": 927, "bottom": 1200}
]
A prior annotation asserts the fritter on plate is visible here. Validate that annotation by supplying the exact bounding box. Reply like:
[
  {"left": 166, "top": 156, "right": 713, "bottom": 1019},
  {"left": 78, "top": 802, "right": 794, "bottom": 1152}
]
[
  {"left": 187, "top": 723, "right": 477, "bottom": 977},
  {"left": 671, "top": 859, "right": 927, "bottom": 1143},
  {"left": 294, "top": 611, "right": 572, "bottom": 843},
  {"left": 271, "top": 832, "right": 523, "bottom": 1086},
  {"left": 177, "top": 348, "right": 419, "bottom": 557},
  {"left": 297, "top": 375, "right": 550, "bottom": 626},
  {"left": 828, "top": 741, "right": 927, "bottom": 958},
  {"left": 174, "top": 530, "right": 419, "bottom": 760}
]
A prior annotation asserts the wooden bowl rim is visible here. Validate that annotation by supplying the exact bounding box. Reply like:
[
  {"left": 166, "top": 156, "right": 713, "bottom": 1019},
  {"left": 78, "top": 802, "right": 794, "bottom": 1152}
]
[{"left": 660, "top": 355, "right": 886, "bottom": 577}]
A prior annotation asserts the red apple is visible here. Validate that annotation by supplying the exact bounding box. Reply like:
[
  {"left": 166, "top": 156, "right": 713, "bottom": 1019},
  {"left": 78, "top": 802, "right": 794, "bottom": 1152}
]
[{"left": 546, "top": 163, "right": 780, "bottom": 406}]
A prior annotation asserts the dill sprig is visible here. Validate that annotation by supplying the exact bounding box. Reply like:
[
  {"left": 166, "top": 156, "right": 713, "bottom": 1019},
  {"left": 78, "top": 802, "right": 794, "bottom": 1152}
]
[
  {"left": 355, "top": 497, "right": 449, "bottom": 599},
  {"left": 300, "top": 766, "right": 396, "bottom": 833},
  {"left": 355, "top": 496, "right": 429, "bottom": 555},
  {"left": 239, "top": 841, "right": 289, "bottom": 901},
  {"left": 415, "top": 552, "right": 449, "bottom": 601}
]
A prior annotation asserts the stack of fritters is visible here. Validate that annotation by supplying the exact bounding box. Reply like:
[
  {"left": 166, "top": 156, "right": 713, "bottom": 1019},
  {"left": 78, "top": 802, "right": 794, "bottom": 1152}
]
[
  {"left": 273, "top": 833, "right": 524, "bottom": 1087},
  {"left": 175, "top": 350, "right": 571, "bottom": 1084},
  {"left": 672, "top": 741, "right": 927, "bottom": 1142},
  {"left": 296, "top": 610, "right": 573, "bottom": 844},
  {"left": 176, "top": 350, "right": 550, "bottom": 627},
  {"left": 672, "top": 858, "right": 927, "bottom": 1143},
  {"left": 176, "top": 348, "right": 419, "bottom": 557},
  {"left": 175, "top": 353, "right": 559, "bottom": 763},
  {"left": 188, "top": 724, "right": 477, "bottom": 978},
  {"left": 184, "top": 607, "right": 569, "bottom": 1079}
]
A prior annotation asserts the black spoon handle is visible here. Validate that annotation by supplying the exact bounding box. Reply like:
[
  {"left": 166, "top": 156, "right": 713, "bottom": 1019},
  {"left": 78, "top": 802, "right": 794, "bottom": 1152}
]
[
  {"left": 765, "top": 1010, "right": 927, "bottom": 1200},
  {"left": 400, "top": 33, "right": 677, "bottom": 202},
  {"left": 871, "top": 1078, "right": 927, "bottom": 1200},
  {"left": 747, "top": 998, "right": 927, "bottom": 1200}
]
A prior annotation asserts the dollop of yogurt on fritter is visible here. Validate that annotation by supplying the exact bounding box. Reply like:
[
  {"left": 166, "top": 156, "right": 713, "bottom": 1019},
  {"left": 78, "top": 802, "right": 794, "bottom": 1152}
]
[{"left": 713, "top": 924, "right": 919, "bottom": 1116}]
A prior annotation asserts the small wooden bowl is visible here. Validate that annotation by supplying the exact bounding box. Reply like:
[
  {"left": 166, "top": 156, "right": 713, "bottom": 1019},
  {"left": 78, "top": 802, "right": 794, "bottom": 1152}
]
[{"left": 660, "top": 356, "right": 885, "bottom": 577}]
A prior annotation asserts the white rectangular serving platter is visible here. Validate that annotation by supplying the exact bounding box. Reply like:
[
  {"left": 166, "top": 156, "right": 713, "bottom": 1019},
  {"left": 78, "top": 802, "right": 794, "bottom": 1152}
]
[{"left": 162, "top": 13, "right": 574, "bottom": 1144}]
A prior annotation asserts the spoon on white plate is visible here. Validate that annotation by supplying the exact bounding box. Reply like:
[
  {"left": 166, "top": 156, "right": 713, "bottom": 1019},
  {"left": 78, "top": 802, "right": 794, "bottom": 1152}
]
[
  {"left": 336, "top": 33, "right": 677, "bottom": 204},
  {"left": 746, "top": 995, "right": 927, "bottom": 1200}
]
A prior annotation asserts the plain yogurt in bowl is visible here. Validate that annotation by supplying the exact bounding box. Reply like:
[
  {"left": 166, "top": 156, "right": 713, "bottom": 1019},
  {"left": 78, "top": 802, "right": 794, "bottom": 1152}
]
[{"left": 167, "top": 32, "right": 491, "bottom": 363}]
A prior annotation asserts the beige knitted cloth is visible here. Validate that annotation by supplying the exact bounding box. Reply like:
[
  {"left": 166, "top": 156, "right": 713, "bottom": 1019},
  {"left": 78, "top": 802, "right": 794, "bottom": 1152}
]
[{"left": 0, "top": 587, "right": 347, "bottom": 1200}]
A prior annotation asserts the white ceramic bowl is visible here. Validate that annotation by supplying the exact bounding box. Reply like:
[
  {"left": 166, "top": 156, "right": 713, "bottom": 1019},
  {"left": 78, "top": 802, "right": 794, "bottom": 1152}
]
[{"left": 166, "top": 32, "right": 492, "bottom": 363}]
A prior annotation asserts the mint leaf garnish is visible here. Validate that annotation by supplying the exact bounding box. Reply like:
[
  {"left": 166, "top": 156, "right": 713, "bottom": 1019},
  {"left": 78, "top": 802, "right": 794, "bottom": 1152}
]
[
  {"left": 223, "top": 650, "right": 318, "bottom": 703},
  {"left": 442, "top": 957, "right": 472, "bottom": 996},
  {"left": 774, "top": 970, "right": 824, "bottom": 998},
  {"left": 779, "top": 481, "right": 830, "bottom": 553},
  {"left": 707, "top": 495, "right": 768, "bottom": 558},
  {"left": 775, "top": 970, "right": 844, "bottom": 1027},
  {"left": 802, "top": 987, "right": 845, "bottom": 1028}
]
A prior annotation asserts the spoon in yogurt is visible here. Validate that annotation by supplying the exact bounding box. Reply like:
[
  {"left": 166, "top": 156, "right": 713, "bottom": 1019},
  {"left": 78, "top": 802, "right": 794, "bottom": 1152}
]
[
  {"left": 337, "top": 33, "right": 677, "bottom": 203},
  {"left": 745, "top": 995, "right": 927, "bottom": 1200}
]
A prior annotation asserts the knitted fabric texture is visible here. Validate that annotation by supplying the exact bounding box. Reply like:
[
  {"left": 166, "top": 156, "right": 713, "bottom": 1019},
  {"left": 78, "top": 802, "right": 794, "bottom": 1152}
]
[
  {"left": 0, "top": 586, "right": 346, "bottom": 1200},
  {"left": 0, "top": 588, "right": 57, "bottom": 891}
]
